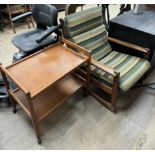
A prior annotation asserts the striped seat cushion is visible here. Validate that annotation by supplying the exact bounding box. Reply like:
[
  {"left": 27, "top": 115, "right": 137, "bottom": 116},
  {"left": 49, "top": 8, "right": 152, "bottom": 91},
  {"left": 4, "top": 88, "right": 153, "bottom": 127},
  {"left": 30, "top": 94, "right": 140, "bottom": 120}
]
[{"left": 91, "top": 51, "right": 151, "bottom": 91}]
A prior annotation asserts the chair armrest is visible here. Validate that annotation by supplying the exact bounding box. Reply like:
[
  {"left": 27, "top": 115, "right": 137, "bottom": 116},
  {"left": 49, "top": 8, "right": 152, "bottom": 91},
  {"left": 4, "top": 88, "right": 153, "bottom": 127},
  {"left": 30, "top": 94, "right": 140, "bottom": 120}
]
[
  {"left": 108, "top": 36, "right": 150, "bottom": 59},
  {"left": 59, "top": 37, "right": 90, "bottom": 57},
  {"left": 12, "top": 12, "right": 32, "bottom": 23},
  {"left": 59, "top": 37, "right": 118, "bottom": 77},
  {"left": 36, "top": 25, "right": 60, "bottom": 43},
  {"left": 91, "top": 58, "right": 118, "bottom": 77}
]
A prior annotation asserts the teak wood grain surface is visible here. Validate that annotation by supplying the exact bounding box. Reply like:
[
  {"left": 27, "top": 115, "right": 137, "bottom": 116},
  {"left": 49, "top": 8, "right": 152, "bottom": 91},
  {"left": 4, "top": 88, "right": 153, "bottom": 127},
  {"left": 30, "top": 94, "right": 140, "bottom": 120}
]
[
  {"left": 0, "top": 41, "right": 90, "bottom": 144},
  {"left": 5, "top": 44, "right": 86, "bottom": 97}
]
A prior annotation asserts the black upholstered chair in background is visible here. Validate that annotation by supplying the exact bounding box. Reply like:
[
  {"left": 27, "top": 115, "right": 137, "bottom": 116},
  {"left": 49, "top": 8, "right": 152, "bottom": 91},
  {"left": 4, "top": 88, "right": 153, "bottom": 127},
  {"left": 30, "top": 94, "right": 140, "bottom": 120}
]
[{"left": 11, "top": 4, "right": 60, "bottom": 62}]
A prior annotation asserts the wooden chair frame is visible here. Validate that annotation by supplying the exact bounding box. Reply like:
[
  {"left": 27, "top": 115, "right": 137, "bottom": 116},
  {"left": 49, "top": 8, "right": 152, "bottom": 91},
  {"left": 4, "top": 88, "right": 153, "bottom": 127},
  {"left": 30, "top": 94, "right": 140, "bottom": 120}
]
[
  {"left": 3, "top": 4, "right": 34, "bottom": 33},
  {"left": 60, "top": 18, "right": 150, "bottom": 113}
]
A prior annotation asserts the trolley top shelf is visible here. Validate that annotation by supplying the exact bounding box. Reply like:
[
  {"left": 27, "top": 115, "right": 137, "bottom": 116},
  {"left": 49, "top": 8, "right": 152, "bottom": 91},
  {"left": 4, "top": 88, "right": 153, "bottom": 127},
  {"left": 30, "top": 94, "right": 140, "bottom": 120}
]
[{"left": 3, "top": 43, "right": 87, "bottom": 97}]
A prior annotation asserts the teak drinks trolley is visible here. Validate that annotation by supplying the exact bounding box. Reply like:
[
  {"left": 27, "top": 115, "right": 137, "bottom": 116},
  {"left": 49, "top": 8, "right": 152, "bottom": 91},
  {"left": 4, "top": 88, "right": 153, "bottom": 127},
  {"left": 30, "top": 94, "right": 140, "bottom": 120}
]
[{"left": 0, "top": 37, "right": 91, "bottom": 144}]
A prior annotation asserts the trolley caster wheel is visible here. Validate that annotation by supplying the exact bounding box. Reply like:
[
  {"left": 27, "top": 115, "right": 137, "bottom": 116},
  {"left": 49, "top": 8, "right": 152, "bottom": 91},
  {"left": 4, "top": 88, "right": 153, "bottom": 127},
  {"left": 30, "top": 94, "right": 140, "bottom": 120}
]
[
  {"left": 37, "top": 137, "right": 42, "bottom": 145},
  {"left": 84, "top": 91, "right": 89, "bottom": 97},
  {"left": 113, "top": 109, "right": 117, "bottom": 114},
  {"left": 12, "top": 107, "right": 17, "bottom": 114},
  {"left": 84, "top": 93, "right": 88, "bottom": 97},
  {"left": 111, "top": 107, "right": 117, "bottom": 114}
]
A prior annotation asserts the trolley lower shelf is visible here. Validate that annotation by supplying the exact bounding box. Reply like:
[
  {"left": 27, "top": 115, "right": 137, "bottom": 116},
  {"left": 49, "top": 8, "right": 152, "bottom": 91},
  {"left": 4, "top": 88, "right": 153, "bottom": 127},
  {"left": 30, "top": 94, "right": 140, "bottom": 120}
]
[{"left": 10, "top": 75, "right": 83, "bottom": 122}]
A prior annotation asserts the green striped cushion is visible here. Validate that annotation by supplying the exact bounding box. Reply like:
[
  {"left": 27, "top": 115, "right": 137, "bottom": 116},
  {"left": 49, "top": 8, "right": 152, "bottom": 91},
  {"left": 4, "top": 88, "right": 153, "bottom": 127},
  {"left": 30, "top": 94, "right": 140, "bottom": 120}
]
[
  {"left": 64, "top": 7, "right": 104, "bottom": 38},
  {"left": 64, "top": 7, "right": 151, "bottom": 91},
  {"left": 92, "top": 51, "right": 151, "bottom": 91},
  {"left": 64, "top": 7, "right": 112, "bottom": 60},
  {"left": 72, "top": 25, "right": 112, "bottom": 60}
]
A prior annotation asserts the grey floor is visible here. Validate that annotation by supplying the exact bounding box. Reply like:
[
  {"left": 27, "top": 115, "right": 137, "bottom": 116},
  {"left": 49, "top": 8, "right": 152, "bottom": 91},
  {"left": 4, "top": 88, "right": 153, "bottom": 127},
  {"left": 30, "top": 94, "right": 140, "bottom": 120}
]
[{"left": 0, "top": 5, "right": 155, "bottom": 150}]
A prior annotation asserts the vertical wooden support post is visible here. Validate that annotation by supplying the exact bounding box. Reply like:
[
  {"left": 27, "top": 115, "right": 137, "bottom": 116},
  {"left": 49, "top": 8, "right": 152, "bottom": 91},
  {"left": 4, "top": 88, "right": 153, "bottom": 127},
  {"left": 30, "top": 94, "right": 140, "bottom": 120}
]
[
  {"left": 111, "top": 71, "right": 120, "bottom": 113},
  {"left": 7, "top": 5, "right": 16, "bottom": 33},
  {"left": 29, "top": 4, "right": 35, "bottom": 28},
  {"left": 24, "top": 4, "right": 31, "bottom": 29},
  {"left": 30, "top": 16, "right": 35, "bottom": 28},
  {"left": 26, "top": 92, "right": 41, "bottom": 144},
  {"left": 84, "top": 55, "right": 91, "bottom": 97}
]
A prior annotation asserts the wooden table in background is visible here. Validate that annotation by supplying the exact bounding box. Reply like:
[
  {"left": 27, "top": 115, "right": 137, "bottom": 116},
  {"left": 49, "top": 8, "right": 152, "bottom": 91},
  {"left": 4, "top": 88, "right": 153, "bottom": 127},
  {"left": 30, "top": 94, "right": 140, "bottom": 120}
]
[{"left": 0, "top": 41, "right": 90, "bottom": 144}]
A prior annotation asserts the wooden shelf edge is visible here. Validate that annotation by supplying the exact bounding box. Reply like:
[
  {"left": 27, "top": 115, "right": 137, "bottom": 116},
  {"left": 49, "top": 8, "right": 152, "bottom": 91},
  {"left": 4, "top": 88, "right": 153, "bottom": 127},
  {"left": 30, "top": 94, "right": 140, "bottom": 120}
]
[
  {"left": 9, "top": 90, "right": 31, "bottom": 118},
  {"left": 37, "top": 85, "right": 82, "bottom": 122},
  {"left": 11, "top": 75, "right": 84, "bottom": 122}
]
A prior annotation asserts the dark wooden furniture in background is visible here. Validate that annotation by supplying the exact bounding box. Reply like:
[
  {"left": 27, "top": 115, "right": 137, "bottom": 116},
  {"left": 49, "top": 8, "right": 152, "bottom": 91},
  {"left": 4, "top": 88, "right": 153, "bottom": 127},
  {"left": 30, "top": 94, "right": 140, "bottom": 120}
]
[
  {"left": 101, "top": 4, "right": 110, "bottom": 30},
  {"left": 0, "top": 4, "right": 34, "bottom": 33},
  {"left": 97, "top": 4, "right": 131, "bottom": 30},
  {"left": 118, "top": 4, "right": 131, "bottom": 16},
  {"left": 0, "top": 39, "right": 90, "bottom": 144},
  {"left": 145, "top": 4, "right": 155, "bottom": 9},
  {"left": 109, "top": 8, "right": 155, "bottom": 62},
  {"left": 65, "top": 4, "right": 84, "bottom": 16},
  {"left": 52, "top": 4, "right": 66, "bottom": 12}
]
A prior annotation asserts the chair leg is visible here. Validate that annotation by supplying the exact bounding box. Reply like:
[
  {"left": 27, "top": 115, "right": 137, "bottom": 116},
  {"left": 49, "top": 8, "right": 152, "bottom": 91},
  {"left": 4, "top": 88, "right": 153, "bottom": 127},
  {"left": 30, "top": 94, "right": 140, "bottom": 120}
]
[
  {"left": 26, "top": 93, "right": 42, "bottom": 144},
  {"left": 110, "top": 89, "right": 119, "bottom": 113},
  {"left": 7, "top": 5, "right": 16, "bottom": 33},
  {"left": 111, "top": 72, "right": 120, "bottom": 113},
  {"left": 30, "top": 16, "right": 35, "bottom": 27},
  {"left": 24, "top": 4, "right": 31, "bottom": 29},
  {"left": 111, "top": 93, "right": 118, "bottom": 113},
  {"left": 91, "top": 91, "right": 117, "bottom": 113},
  {"left": 9, "top": 14, "right": 16, "bottom": 33},
  {"left": 26, "top": 17, "right": 31, "bottom": 29},
  {"left": 91, "top": 72, "right": 120, "bottom": 113}
]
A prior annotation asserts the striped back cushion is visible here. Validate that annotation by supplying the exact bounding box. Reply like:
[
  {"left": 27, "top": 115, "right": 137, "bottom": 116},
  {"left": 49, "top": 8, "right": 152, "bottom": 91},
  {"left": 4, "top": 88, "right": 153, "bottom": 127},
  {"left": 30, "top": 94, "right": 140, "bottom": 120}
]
[{"left": 64, "top": 7, "right": 112, "bottom": 60}]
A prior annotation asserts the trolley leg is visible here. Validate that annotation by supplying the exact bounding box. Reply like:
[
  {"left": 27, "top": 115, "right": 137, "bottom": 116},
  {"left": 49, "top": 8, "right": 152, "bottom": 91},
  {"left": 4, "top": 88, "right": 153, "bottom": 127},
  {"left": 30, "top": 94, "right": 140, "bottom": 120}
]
[
  {"left": 31, "top": 120, "right": 41, "bottom": 144},
  {"left": 27, "top": 92, "right": 42, "bottom": 144}
]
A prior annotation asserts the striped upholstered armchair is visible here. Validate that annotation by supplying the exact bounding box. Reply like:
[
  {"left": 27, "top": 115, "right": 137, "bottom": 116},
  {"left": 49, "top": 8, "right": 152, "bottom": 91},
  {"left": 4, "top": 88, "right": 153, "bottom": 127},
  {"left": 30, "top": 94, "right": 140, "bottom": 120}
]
[{"left": 60, "top": 7, "right": 151, "bottom": 112}]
